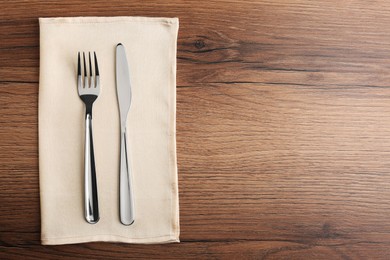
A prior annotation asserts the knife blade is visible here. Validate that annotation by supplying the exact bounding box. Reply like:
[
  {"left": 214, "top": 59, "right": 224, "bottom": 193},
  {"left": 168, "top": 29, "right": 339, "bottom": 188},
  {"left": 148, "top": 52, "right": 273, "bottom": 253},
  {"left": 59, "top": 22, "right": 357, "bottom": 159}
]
[{"left": 116, "top": 43, "right": 134, "bottom": 225}]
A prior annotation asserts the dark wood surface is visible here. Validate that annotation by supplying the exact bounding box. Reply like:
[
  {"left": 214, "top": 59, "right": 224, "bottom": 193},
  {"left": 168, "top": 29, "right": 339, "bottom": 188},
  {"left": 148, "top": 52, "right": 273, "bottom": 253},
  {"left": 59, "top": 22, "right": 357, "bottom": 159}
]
[{"left": 1, "top": 0, "right": 390, "bottom": 259}]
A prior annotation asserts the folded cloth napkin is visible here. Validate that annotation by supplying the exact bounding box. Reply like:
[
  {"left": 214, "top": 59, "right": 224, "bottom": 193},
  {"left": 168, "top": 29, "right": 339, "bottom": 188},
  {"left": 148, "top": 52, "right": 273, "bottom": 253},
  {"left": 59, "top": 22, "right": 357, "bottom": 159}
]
[{"left": 39, "top": 17, "right": 179, "bottom": 245}]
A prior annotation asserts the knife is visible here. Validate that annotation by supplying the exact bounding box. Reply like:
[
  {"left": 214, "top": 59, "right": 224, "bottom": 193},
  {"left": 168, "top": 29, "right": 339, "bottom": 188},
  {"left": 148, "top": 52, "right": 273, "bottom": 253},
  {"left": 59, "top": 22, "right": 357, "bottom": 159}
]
[{"left": 116, "top": 43, "right": 135, "bottom": 225}]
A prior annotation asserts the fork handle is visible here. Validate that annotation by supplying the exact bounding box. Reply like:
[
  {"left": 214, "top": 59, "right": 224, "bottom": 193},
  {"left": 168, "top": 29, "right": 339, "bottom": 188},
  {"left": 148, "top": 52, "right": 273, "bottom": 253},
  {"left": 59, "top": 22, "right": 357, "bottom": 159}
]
[
  {"left": 119, "top": 127, "right": 135, "bottom": 225},
  {"left": 84, "top": 113, "right": 99, "bottom": 224}
]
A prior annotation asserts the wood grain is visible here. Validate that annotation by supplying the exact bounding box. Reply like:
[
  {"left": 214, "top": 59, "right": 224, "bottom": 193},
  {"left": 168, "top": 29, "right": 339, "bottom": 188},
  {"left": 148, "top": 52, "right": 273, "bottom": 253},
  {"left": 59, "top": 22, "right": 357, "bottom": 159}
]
[{"left": 1, "top": 0, "right": 390, "bottom": 259}]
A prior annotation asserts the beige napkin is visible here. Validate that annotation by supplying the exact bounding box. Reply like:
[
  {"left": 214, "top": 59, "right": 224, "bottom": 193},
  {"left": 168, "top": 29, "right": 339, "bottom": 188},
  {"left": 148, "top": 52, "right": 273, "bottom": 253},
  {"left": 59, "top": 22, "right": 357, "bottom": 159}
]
[{"left": 39, "top": 17, "right": 179, "bottom": 245}]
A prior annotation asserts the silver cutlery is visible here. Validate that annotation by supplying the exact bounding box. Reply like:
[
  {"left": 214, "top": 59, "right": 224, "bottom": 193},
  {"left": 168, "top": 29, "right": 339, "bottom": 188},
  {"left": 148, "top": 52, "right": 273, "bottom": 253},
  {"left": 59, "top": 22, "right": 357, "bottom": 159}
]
[
  {"left": 77, "top": 51, "right": 100, "bottom": 224},
  {"left": 116, "top": 43, "right": 135, "bottom": 225}
]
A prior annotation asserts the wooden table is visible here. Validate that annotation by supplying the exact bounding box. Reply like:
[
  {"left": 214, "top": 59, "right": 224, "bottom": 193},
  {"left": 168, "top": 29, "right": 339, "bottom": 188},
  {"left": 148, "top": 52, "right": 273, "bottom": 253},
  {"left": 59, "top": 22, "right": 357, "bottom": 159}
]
[{"left": 1, "top": 1, "right": 390, "bottom": 259}]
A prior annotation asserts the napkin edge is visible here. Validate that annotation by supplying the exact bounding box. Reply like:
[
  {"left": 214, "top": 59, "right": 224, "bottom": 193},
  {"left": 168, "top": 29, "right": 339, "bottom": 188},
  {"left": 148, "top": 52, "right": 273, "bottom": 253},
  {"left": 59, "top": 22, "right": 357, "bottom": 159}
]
[
  {"left": 42, "top": 235, "right": 180, "bottom": 245},
  {"left": 169, "top": 18, "right": 180, "bottom": 243},
  {"left": 39, "top": 16, "right": 179, "bottom": 25}
]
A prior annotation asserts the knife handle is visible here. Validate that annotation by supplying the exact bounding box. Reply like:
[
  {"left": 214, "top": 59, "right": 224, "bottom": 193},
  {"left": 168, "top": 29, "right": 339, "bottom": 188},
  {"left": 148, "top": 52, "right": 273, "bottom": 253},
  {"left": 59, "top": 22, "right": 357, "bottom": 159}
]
[
  {"left": 119, "top": 127, "right": 135, "bottom": 225},
  {"left": 84, "top": 113, "right": 99, "bottom": 224}
]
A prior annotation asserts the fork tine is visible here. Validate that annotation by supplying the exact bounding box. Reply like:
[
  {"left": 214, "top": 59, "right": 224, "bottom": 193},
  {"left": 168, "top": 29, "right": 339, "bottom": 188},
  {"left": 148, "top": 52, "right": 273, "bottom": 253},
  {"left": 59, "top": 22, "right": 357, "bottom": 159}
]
[
  {"left": 77, "top": 52, "right": 82, "bottom": 90},
  {"left": 77, "top": 52, "right": 81, "bottom": 76},
  {"left": 94, "top": 52, "right": 99, "bottom": 76},
  {"left": 83, "top": 52, "right": 87, "bottom": 77},
  {"left": 83, "top": 52, "right": 88, "bottom": 88},
  {"left": 89, "top": 52, "right": 95, "bottom": 88},
  {"left": 88, "top": 52, "right": 92, "bottom": 77}
]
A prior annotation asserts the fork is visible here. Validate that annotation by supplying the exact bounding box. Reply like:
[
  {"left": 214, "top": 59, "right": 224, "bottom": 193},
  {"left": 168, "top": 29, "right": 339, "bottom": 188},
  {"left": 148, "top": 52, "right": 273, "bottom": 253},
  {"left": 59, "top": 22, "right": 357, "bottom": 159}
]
[{"left": 78, "top": 52, "right": 100, "bottom": 224}]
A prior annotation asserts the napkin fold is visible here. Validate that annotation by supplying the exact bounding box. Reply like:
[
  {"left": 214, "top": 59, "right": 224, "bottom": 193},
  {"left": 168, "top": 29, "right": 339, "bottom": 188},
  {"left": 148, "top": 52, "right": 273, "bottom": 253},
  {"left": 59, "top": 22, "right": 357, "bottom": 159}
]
[{"left": 39, "top": 17, "right": 179, "bottom": 245}]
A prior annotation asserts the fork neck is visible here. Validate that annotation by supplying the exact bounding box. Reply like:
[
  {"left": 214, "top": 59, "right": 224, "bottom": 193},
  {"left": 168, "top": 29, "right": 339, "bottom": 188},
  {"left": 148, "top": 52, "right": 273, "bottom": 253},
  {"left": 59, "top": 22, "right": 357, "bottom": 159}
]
[{"left": 81, "top": 95, "right": 97, "bottom": 117}]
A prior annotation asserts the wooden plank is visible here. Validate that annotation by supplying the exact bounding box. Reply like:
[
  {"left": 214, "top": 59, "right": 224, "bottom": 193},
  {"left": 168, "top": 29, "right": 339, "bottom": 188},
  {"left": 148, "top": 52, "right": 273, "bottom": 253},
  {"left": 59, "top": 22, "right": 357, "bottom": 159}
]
[{"left": 1, "top": 241, "right": 390, "bottom": 259}]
